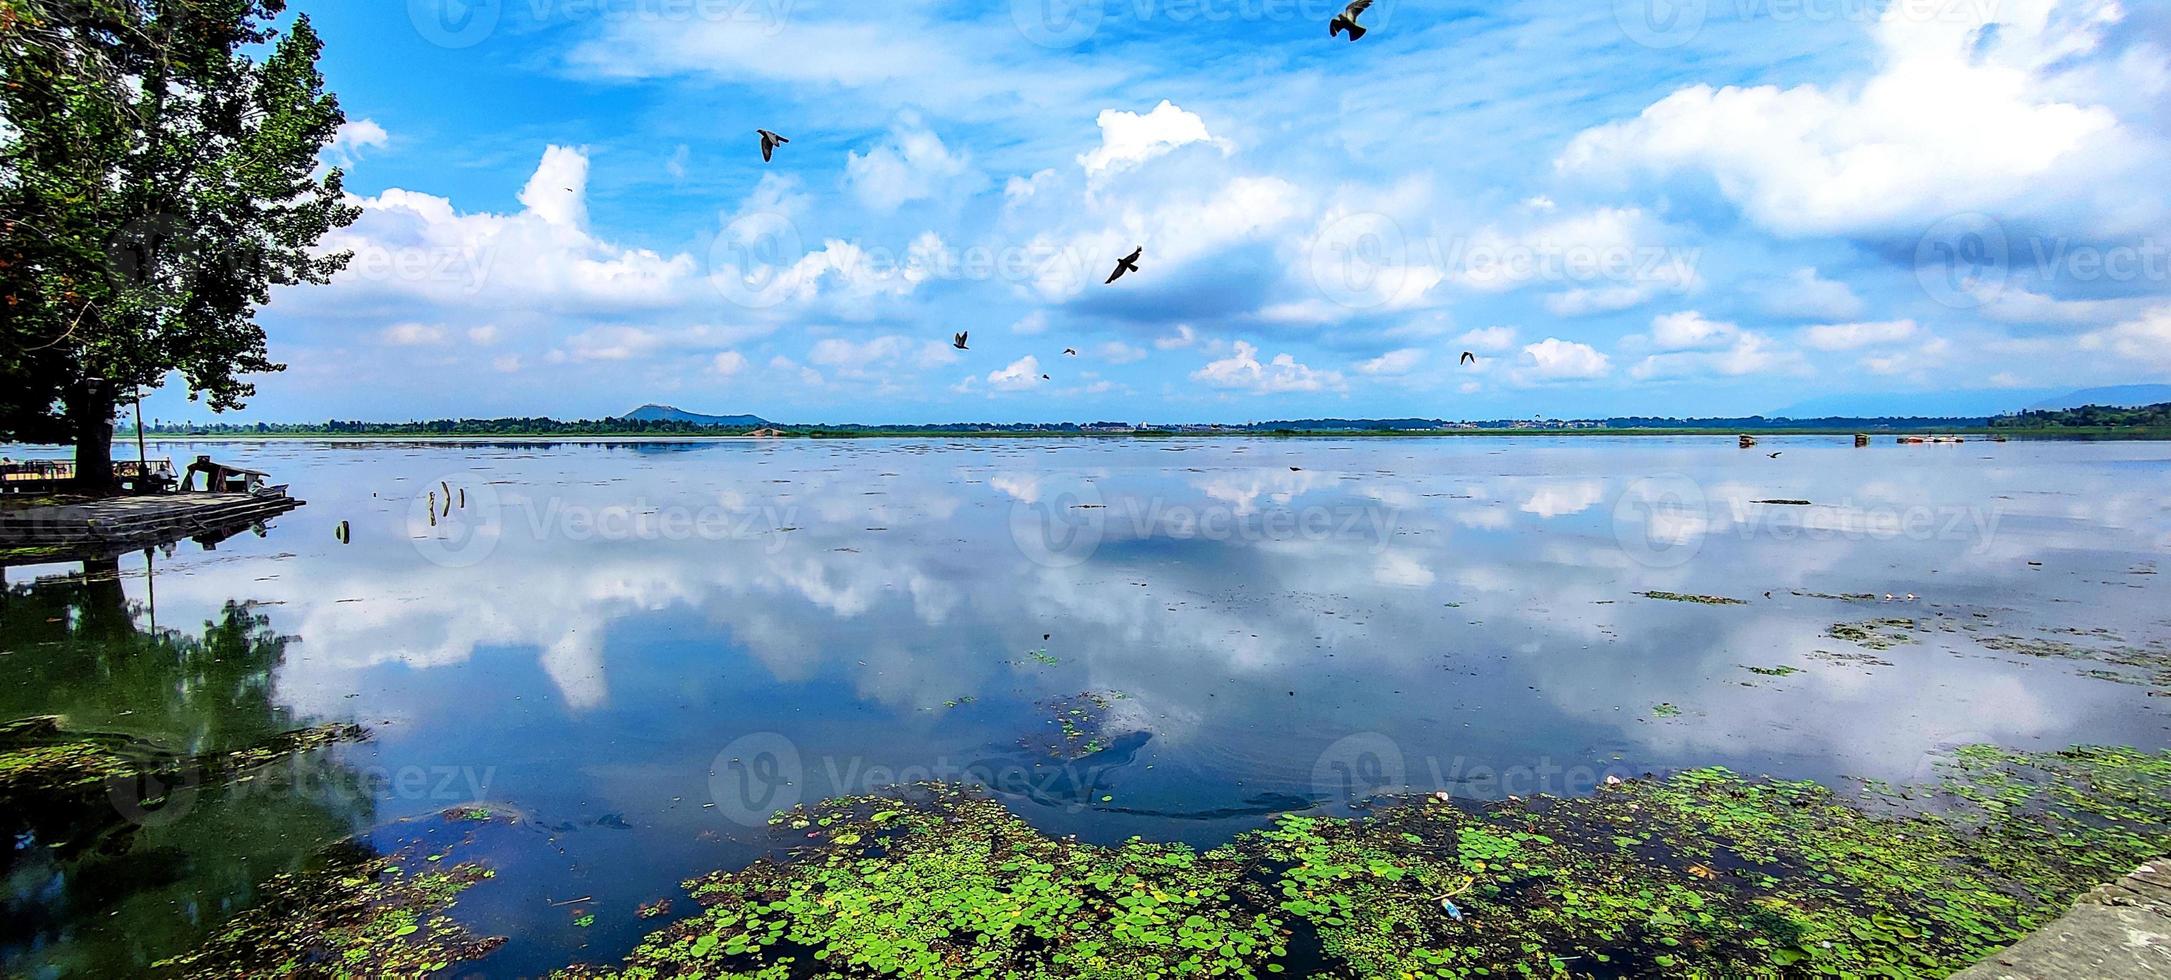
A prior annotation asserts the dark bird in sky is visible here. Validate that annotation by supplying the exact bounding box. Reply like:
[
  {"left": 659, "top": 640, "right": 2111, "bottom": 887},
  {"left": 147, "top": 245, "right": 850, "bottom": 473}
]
[
  {"left": 1330, "top": 0, "right": 1372, "bottom": 40},
  {"left": 1460, "top": 351, "right": 1477, "bottom": 366},
  {"left": 1769, "top": 452, "right": 1783, "bottom": 458},
  {"left": 756, "top": 129, "right": 789, "bottom": 163},
  {"left": 1041, "top": 374, "right": 1052, "bottom": 381},
  {"left": 1064, "top": 348, "right": 1078, "bottom": 356},
  {"left": 1106, "top": 246, "right": 1143, "bottom": 285},
  {"left": 952, "top": 332, "right": 969, "bottom": 351}
]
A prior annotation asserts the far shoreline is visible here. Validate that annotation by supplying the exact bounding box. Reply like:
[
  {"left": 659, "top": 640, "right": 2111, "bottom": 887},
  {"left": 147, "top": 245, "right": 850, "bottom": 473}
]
[{"left": 10, "top": 426, "right": 2171, "bottom": 447}]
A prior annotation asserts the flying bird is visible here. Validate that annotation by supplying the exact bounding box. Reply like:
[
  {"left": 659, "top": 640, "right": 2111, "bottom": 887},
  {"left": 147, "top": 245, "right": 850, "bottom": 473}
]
[
  {"left": 1769, "top": 452, "right": 1783, "bottom": 459},
  {"left": 1330, "top": 0, "right": 1372, "bottom": 40},
  {"left": 1041, "top": 374, "right": 1052, "bottom": 381},
  {"left": 756, "top": 129, "right": 789, "bottom": 163},
  {"left": 1064, "top": 348, "right": 1078, "bottom": 356},
  {"left": 952, "top": 332, "right": 969, "bottom": 351},
  {"left": 1460, "top": 351, "right": 1476, "bottom": 366},
  {"left": 1106, "top": 246, "right": 1143, "bottom": 285}
]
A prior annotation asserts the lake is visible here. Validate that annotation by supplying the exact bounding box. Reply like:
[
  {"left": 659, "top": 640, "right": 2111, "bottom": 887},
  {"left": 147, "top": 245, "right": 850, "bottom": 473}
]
[{"left": 3, "top": 436, "right": 2166, "bottom": 976}]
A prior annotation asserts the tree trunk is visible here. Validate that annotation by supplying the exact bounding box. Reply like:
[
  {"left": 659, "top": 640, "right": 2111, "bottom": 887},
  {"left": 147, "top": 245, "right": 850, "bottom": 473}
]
[{"left": 69, "top": 379, "right": 117, "bottom": 494}]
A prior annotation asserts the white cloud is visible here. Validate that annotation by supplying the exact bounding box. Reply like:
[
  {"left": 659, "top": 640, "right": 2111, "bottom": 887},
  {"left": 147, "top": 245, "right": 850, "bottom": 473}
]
[
  {"left": 326, "top": 118, "right": 389, "bottom": 168},
  {"left": 1863, "top": 335, "right": 1954, "bottom": 377},
  {"left": 554, "top": 326, "right": 662, "bottom": 362},
  {"left": 1648, "top": 311, "right": 1741, "bottom": 351},
  {"left": 845, "top": 116, "right": 979, "bottom": 211},
  {"left": 1358, "top": 349, "right": 1425, "bottom": 375},
  {"left": 518, "top": 145, "right": 590, "bottom": 229},
  {"left": 1559, "top": 1, "right": 2162, "bottom": 236},
  {"left": 1156, "top": 326, "right": 1199, "bottom": 350},
  {"left": 1097, "top": 341, "right": 1148, "bottom": 365},
  {"left": 1456, "top": 326, "right": 1518, "bottom": 353},
  {"left": 712, "top": 351, "right": 749, "bottom": 377},
  {"left": 1758, "top": 267, "right": 1866, "bottom": 320},
  {"left": 310, "top": 146, "right": 702, "bottom": 317},
  {"left": 466, "top": 325, "right": 502, "bottom": 346},
  {"left": 1079, "top": 100, "right": 1225, "bottom": 177},
  {"left": 1010, "top": 311, "right": 1049, "bottom": 335},
  {"left": 1801, "top": 319, "right": 1919, "bottom": 351},
  {"left": 2076, "top": 305, "right": 2171, "bottom": 371},
  {"left": 988, "top": 355, "right": 1045, "bottom": 392},
  {"left": 380, "top": 323, "right": 447, "bottom": 346},
  {"left": 1632, "top": 332, "right": 1794, "bottom": 380},
  {"left": 809, "top": 335, "right": 960, "bottom": 377},
  {"left": 1518, "top": 338, "right": 1612, "bottom": 381},
  {"left": 1193, "top": 341, "right": 1346, "bottom": 394}
]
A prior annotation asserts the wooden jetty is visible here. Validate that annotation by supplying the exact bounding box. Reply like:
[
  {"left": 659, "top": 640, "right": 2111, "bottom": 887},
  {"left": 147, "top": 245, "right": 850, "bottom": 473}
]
[{"left": 0, "top": 493, "right": 304, "bottom": 564}]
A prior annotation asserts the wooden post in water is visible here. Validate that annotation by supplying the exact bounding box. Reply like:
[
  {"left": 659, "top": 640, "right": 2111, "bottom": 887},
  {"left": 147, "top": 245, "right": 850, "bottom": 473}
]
[{"left": 1854, "top": 433, "right": 1870, "bottom": 448}]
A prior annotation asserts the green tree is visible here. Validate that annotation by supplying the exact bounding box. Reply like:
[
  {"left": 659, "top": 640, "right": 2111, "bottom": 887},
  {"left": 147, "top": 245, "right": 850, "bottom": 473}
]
[{"left": 0, "top": 0, "right": 358, "bottom": 488}]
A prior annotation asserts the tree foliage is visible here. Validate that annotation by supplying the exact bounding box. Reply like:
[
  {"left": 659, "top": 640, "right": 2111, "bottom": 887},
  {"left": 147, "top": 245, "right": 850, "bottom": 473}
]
[{"left": 0, "top": 0, "right": 357, "bottom": 481}]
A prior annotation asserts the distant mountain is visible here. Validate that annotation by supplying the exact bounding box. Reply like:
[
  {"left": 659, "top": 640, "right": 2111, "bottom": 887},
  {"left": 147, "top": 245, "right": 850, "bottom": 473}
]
[
  {"left": 620, "top": 404, "right": 770, "bottom": 427},
  {"left": 2026, "top": 385, "right": 2171, "bottom": 412}
]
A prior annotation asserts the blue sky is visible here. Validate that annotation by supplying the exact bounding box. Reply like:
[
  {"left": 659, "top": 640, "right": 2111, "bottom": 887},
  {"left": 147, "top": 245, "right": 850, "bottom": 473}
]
[{"left": 141, "top": 0, "right": 2171, "bottom": 424}]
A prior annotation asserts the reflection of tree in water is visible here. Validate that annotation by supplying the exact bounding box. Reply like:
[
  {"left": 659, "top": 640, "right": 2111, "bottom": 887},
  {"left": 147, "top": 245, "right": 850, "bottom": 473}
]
[{"left": 0, "top": 557, "right": 377, "bottom": 977}]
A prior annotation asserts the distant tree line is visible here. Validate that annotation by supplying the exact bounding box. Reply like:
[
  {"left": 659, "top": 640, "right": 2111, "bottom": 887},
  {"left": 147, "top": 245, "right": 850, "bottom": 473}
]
[{"left": 1989, "top": 403, "right": 2171, "bottom": 429}]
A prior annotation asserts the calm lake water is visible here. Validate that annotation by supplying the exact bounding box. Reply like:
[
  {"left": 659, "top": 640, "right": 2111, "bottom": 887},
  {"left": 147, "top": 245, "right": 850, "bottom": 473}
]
[{"left": 3, "top": 436, "right": 2167, "bottom": 976}]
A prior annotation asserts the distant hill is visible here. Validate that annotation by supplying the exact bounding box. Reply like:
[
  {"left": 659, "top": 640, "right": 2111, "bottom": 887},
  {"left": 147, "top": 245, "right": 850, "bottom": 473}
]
[
  {"left": 2026, "top": 385, "right": 2171, "bottom": 412},
  {"left": 620, "top": 405, "right": 770, "bottom": 427}
]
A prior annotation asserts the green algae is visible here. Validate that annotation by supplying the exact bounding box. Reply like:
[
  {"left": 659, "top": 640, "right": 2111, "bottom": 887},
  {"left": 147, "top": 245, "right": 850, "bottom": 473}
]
[
  {"left": 155, "top": 838, "right": 506, "bottom": 978},
  {"left": 1027, "top": 691, "right": 1132, "bottom": 760},
  {"left": 562, "top": 745, "right": 2171, "bottom": 979},
  {"left": 1637, "top": 591, "right": 1748, "bottom": 606},
  {"left": 1826, "top": 618, "right": 1920, "bottom": 651},
  {"left": 1741, "top": 665, "right": 1802, "bottom": 677}
]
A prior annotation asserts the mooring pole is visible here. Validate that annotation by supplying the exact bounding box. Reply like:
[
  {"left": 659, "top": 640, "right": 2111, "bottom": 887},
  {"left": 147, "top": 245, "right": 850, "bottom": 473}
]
[{"left": 133, "top": 388, "right": 149, "bottom": 487}]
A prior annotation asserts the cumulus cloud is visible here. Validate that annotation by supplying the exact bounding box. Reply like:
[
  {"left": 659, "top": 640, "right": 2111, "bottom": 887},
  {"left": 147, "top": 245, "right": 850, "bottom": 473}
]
[
  {"left": 1801, "top": 319, "right": 1920, "bottom": 351},
  {"left": 809, "top": 335, "right": 959, "bottom": 377},
  {"left": 310, "top": 146, "right": 701, "bottom": 318},
  {"left": 712, "top": 351, "right": 749, "bottom": 377},
  {"left": 1632, "top": 332, "right": 1794, "bottom": 380},
  {"left": 1456, "top": 326, "right": 1519, "bottom": 352},
  {"left": 845, "top": 116, "right": 980, "bottom": 211},
  {"left": 988, "top": 355, "right": 1046, "bottom": 392},
  {"left": 1757, "top": 267, "right": 1867, "bottom": 320},
  {"left": 1097, "top": 341, "right": 1148, "bottom": 364},
  {"left": 325, "top": 118, "right": 389, "bottom": 168},
  {"left": 1559, "top": 0, "right": 2165, "bottom": 237},
  {"left": 1517, "top": 338, "right": 1612, "bottom": 381},
  {"left": 380, "top": 323, "right": 447, "bottom": 346},
  {"left": 2076, "top": 305, "right": 2171, "bottom": 371},
  {"left": 1647, "top": 311, "right": 1742, "bottom": 351},
  {"left": 1156, "top": 326, "right": 1199, "bottom": 350},
  {"left": 1079, "top": 101, "right": 1227, "bottom": 177},
  {"left": 1358, "top": 349, "right": 1425, "bottom": 375},
  {"left": 1193, "top": 342, "right": 1345, "bottom": 394}
]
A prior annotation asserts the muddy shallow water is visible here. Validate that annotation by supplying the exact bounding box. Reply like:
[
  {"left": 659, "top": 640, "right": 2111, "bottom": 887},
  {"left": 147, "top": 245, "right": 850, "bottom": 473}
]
[{"left": 2, "top": 435, "right": 2165, "bottom": 976}]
